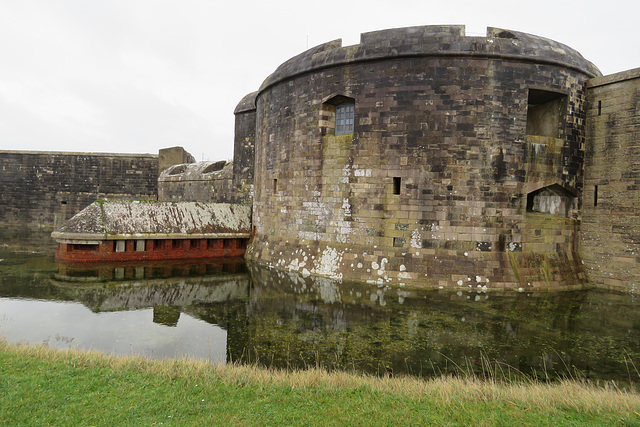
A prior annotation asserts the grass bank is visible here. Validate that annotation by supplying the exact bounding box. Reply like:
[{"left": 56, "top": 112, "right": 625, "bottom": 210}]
[{"left": 1, "top": 340, "right": 639, "bottom": 426}]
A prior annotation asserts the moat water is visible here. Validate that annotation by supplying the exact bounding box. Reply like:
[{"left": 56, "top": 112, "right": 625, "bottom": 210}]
[{"left": 2, "top": 243, "right": 640, "bottom": 383}]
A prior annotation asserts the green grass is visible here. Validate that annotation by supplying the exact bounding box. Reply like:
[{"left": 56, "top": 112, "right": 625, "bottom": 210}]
[{"left": 0, "top": 340, "right": 639, "bottom": 426}]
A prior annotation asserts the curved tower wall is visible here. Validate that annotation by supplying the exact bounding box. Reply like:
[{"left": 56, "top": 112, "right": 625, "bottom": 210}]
[{"left": 245, "top": 26, "right": 600, "bottom": 289}]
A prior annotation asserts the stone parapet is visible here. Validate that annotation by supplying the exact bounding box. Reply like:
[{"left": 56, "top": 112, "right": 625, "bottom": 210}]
[{"left": 259, "top": 26, "right": 600, "bottom": 95}]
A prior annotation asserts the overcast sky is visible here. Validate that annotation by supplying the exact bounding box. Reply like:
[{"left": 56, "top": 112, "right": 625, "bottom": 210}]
[{"left": 0, "top": 1, "right": 638, "bottom": 161}]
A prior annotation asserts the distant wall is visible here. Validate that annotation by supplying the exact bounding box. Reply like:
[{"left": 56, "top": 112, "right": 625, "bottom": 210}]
[
  {"left": 158, "top": 146, "right": 196, "bottom": 174},
  {"left": 158, "top": 161, "right": 235, "bottom": 203},
  {"left": 580, "top": 68, "right": 640, "bottom": 291},
  {"left": 0, "top": 151, "right": 159, "bottom": 236}
]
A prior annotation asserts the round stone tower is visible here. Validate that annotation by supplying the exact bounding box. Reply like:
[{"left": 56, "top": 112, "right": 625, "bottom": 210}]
[{"left": 242, "top": 25, "right": 600, "bottom": 289}]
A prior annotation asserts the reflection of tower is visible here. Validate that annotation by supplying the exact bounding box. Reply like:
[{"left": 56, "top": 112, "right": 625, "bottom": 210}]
[
  {"left": 153, "top": 305, "right": 181, "bottom": 327},
  {"left": 186, "top": 296, "right": 251, "bottom": 364}
]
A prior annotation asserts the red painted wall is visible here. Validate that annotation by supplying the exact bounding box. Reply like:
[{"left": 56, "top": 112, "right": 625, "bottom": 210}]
[{"left": 56, "top": 238, "right": 248, "bottom": 262}]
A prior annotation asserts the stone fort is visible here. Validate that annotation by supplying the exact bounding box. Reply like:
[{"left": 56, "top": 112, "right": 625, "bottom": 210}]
[
  {"left": 233, "top": 25, "right": 639, "bottom": 292},
  {"left": 3, "top": 25, "right": 639, "bottom": 292}
]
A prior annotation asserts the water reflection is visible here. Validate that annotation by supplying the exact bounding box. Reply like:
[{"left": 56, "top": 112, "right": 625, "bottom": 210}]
[{"left": 1, "top": 246, "right": 640, "bottom": 383}]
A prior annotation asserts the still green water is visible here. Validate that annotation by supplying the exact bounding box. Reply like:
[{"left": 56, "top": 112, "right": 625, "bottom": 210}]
[{"left": 1, "top": 245, "right": 639, "bottom": 383}]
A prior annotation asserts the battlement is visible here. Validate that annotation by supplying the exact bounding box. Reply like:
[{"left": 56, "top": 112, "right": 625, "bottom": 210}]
[{"left": 259, "top": 25, "right": 601, "bottom": 93}]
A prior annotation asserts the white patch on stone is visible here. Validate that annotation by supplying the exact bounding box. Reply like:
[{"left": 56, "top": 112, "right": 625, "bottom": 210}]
[
  {"left": 399, "top": 265, "right": 406, "bottom": 272},
  {"left": 371, "top": 261, "right": 379, "bottom": 270},
  {"left": 354, "top": 168, "right": 372, "bottom": 177},
  {"left": 287, "top": 258, "right": 300, "bottom": 272},
  {"left": 311, "top": 246, "right": 344, "bottom": 281},
  {"left": 476, "top": 276, "right": 482, "bottom": 282},
  {"left": 457, "top": 280, "right": 463, "bottom": 286},
  {"left": 410, "top": 229, "right": 422, "bottom": 249}
]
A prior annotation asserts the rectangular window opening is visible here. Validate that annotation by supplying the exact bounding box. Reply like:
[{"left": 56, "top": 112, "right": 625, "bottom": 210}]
[
  {"left": 594, "top": 185, "right": 598, "bottom": 207},
  {"left": 135, "top": 240, "right": 146, "bottom": 252},
  {"left": 526, "top": 89, "right": 567, "bottom": 138},
  {"left": 114, "top": 240, "right": 126, "bottom": 252},
  {"left": 273, "top": 178, "right": 278, "bottom": 193},
  {"left": 172, "top": 239, "right": 181, "bottom": 249},
  {"left": 153, "top": 240, "right": 163, "bottom": 249},
  {"left": 223, "top": 239, "right": 233, "bottom": 249},
  {"left": 393, "top": 177, "right": 402, "bottom": 195},
  {"left": 190, "top": 239, "right": 199, "bottom": 249},
  {"left": 335, "top": 104, "right": 354, "bottom": 135},
  {"left": 597, "top": 100, "right": 602, "bottom": 116}
]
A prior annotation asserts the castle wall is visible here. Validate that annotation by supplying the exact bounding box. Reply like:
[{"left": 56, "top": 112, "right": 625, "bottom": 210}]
[
  {"left": 158, "top": 146, "right": 195, "bottom": 174},
  {"left": 580, "top": 68, "right": 640, "bottom": 291},
  {"left": 158, "top": 161, "right": 235, "bottom": 203},
  {"left": 245, "top": 26, "right": 599, "bottom": 289},
  {"left": 233, "top": 92, "right": 257, "bottom": 205},
  {"left": 0, "top": 150, "right": 158, "bottom": 239}
]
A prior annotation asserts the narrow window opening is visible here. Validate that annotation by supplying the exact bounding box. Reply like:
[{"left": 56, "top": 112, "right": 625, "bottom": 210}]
[
  {"left": 498, "top": 234, "right": 506, "bottom": 252},
  {"left": 60, "top": 200, "right": 68, "bottom": 205},
  {"left": 393, "top": 177, "right": 402, "bottom": 195},
  {"left": 594, "top": 185, "right": 598, "bottom": 207},
  {"left": 190, "top": 239, "right": 199, "bottom": 249},
  {"left": 273, "top": 178, "right": 278, "bottom": 193},
  {"left": 597, "top": 100, "right": 602, "bottom": 116}
]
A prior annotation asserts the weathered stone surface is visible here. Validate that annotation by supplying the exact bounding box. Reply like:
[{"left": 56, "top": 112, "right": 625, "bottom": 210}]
[
  {"left": 0, "top": 150, "right": 159, "bottom": 232},
  {"left": 243, "top": 25, "right": 599, "bottom": 289},
  {"left": 158, "top": 146, "right": 195, "bottom": 173},
  {"left": 580, "top": 68, "right": 640, "bottom": 291},
  {"left": 159, "top": 161, "right": 235, "bottom": 202},
  {"left": 233, "top": 91, "right": 257, "bottom": 205}
]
